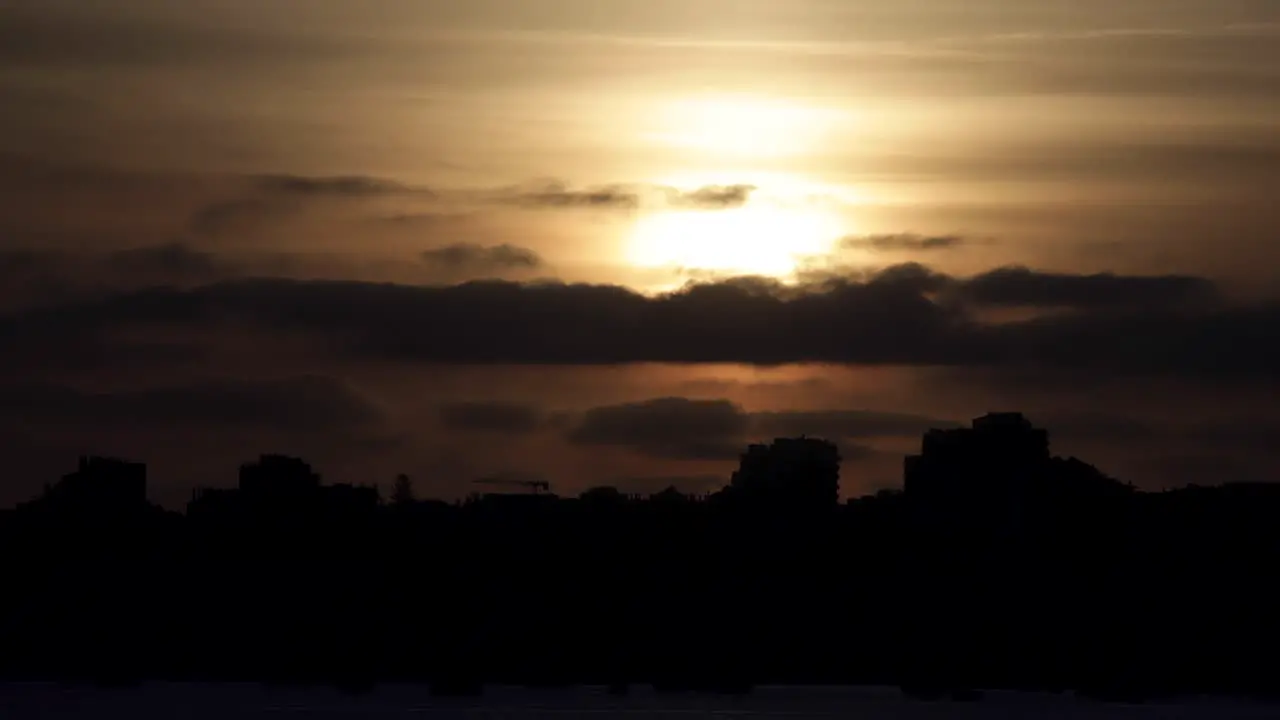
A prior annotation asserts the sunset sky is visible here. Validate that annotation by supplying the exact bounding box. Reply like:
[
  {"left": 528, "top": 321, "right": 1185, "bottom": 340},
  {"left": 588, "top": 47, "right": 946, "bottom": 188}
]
[{"left": 2, "top": 1, "right": 1278, "bottom": 507}]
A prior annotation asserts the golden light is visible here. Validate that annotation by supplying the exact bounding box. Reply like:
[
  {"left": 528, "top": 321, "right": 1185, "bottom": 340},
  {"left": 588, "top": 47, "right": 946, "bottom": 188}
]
[
  {"left": 626, "top": 202, "right": 843, "bottom": 278},
  {"left": 643, "top": 94, "right": 841, "bottom": 158}
]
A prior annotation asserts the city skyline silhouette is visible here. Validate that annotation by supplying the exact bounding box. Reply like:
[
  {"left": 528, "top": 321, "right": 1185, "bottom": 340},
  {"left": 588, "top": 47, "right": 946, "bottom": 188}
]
[{"left": 5, "top": 413, "right": 1279, "bottom": 702}]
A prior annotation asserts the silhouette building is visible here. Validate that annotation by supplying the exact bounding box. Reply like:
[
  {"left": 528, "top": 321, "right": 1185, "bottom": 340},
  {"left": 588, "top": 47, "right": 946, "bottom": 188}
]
[
  {"left": 729, "top": 437, "right": 840, "bottom": 508},
  {"left": 189, "top": 455, "right": 377, "bottom": 518},
  {"left": 47, "top": 456, "right": 148, "bottom": 510},
  {"left": 904, "top": 412, "right": 1053, "bottom": 532},
  {"left": 239, "top": 454, "right": 322, "bottom": 497}
]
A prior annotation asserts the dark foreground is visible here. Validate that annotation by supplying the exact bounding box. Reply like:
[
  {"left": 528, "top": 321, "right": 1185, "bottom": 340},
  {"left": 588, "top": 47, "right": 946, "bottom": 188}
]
[
  {"left": 3, "top": 684, "right": 1280, "bottom": 720},
  {"left": 5, "top": 420, "right": 1280, "bottom": 696}
]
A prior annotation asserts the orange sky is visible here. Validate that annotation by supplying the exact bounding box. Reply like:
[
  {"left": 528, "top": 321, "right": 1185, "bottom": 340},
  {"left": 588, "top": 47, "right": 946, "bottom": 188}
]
[{"left": 1, "top": 1, "right": 1279, "bottom": 506}]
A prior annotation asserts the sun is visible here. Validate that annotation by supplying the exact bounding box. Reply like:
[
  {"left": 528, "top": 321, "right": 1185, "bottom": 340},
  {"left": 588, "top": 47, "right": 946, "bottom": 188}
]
[{"left": 626, "top": 203, "right": 843, "bottom": 278}]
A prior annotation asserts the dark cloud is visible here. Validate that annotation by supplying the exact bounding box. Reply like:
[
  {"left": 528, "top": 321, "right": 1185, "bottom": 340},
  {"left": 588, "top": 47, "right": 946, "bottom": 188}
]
[
  {"left": 104, "top": 243, "right": 223, "bottom": 280},
  {"left": 0, "top": 244, "right": 234, "bottom": 310},
  {"left": 957, "top": 266, "right": 1220, "bottom": 309},
  {"left": 0, "top": 376, "right": 381, "bottom": 432},
  {"left": 564, "top": 399, "right": 900, "bottom": 481},
  {"left": 0, "top": 249, "right": 73, "bottom": 306},
  {"left": 1182, "top": 417, "right": 1280, "bottom": 456},
  {"left": 794, "top": 260, "right": 952, "bottom": 292},
  {"left": 507, "top": 182, "right": 640, "bottom": 210},
  {"left": 254, "top": 174, "right": 420, "bottom": 198},
  {"left": 502, "top": 182, "right": 756, "bottom": 211},
  {"left": 189, "top": 198, "right": 297, "bottom": 237},
  {"left": 568, "top": 398, "right": 748, "bottom": 460},
  {"left": 3, "top": 244, "right": 226, "bottom": 283},
  {"left": 865, "top": 262, "right": 954, "bottom": 294},
  {"left": 0, "top": 249, "right": 47, "bottom": 273},
  {"left": 382, "top": 212, "right": 475, "bottom": 228},
  {"left": 439, "top": 402, "right": 543, "bottom": 434},
  {"left": 2, "top": 265, "right": 1274, "bottom": 378},
  {"left": 665, "top": 184, "right": 756, "bottom": 209},
  {"left": 188, "top": 174, "right": 428, "bottom": 237},
  {"left": 1033, "top": 411, "right": 1158, "bottom": 444},
  {"left": 841, "top": 234, "right": 966, "bottom": 252},
  {"left": 834, "top": 442, "right": 882, "bottom": 463},
  {"left": 750, "top": 410, "right": 961, "bottom": 440},
  {"left": 421, "top": 244, "right": 543, "bottom": 273}
]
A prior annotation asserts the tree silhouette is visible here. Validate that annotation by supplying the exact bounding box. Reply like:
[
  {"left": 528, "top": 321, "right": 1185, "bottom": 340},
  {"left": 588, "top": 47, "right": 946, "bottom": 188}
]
[{"left": 392, "top": 473, "right": 415, "bottom": 506}]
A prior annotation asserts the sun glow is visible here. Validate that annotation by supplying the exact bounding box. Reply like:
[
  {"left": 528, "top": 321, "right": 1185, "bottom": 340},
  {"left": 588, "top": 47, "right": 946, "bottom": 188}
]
[
  {"left": 643, "top": 94, "right": 844, "bottom": 158},
  {"left": 627, "top": 203, "right": 843, "bottom": 278}
]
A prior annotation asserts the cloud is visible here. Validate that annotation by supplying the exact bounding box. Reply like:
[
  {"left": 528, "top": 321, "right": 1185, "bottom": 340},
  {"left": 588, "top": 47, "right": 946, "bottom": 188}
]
[
  {"left": 665, "top": 184, "right": 756, "bottom": 209},
  {"left": 835, "top": 442, "right": 883, "bottom": 463},
  {"left": 956, "top": 266, "right": 1220, "bottom": 310},
  {"left": 0, "top": 249, "right": 74, "bottom": 305},
  {"left": 563, "top": 399, "right": 906, "bottom": 473},
  {"left": 750, "top": 410, "right": 961, "bottom": 440},
  {"left": 104, "top": 243, "right": 224, "bottom": 279},
  {"left": 1032, "top": 411, "right": 1157, "bottom": 444},
  {"left": 854, "top": 141, "right": 1280, "bottom": 188},
  {"left": 421, "top": 244, "right": 544, "bottom": 273},
  {"left": 439, "top": 402, "right": 543, "bottom": 434},
  {"left": 188, "top": 197, "right": 300, "bottom": 237},
  {"left": 501, "top": 182, "right": 756, "bottom": 211},
  {"left": 801, "top": 262, "right": 1217, "bottom": 311},
  {"left": 0, "top": 244, "right": 236, "bottom": 310},
  {"left": 0, "top": 376, "right": 382, "bottom": 432},
  {"left": 794, "top": 260, "right": 953, "bottom": 291},
  {"left": 567, "top": 397, "right": 749, "bottom": 460},
  {"left": 382, "top": 212, "right": 475, "bottom": 228},
  {"left": 506, "top": 182, "right": 641, "bottom": 210},
  {"left": 841, "top": 234, "right": 965, "bottom": 252},
  {"left": 2, "top": 265, "right": 1273, "bottom": 378},
  {"left": 188, "top": 173, "right": 429, "bottom": 237},
  {"left": 254, "top": 174, "right": 421, "bottom": 198}
]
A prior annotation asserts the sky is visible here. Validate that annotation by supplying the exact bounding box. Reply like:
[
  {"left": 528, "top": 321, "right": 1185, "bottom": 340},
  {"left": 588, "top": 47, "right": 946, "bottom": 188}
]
[{"left": 1, "top": 0, "right": 1279, "bottom": 507}]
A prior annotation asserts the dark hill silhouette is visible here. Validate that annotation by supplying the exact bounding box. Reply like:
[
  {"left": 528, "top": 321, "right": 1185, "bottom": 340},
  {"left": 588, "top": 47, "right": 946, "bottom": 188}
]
[{"left": 1, "top": 414, "right": 1278, "bottom": 701}]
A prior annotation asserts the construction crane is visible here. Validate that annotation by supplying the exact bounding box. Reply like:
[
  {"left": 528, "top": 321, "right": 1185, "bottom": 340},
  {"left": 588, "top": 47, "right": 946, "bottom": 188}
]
[{"left": 471, "top": 477, "right": 551, "bottom": 494}]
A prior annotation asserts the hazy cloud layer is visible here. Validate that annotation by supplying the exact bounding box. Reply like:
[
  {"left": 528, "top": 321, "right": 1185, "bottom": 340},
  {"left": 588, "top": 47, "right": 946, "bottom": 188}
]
[
  {"left": 500, "top": 182, "right": 757, "bottom": 211},
  {"left": 2, "top": 265, "right": 1270, "bottom": 377},
  {"left": 0, "top": 243, "right": 553, "bottom": 309},
  {"left": 421, "top": 244, "right": 544, "bottom": 274},
  {"left": 0, "top": 376, "right": 382, "bottom": 432},
  {"left": 842, "top": 234, "right": 966, "bottom": 252},
  {"left": 2, "top": 1, "right": 1279, "bottom": 506},
  {"left": 568, "top": 398, "right": 749, "bottom": 460},
  {"left": 665, "top": 184, "right": 756, "bottom": 209},
  {"left": 751, "top": 410, "right": 961, "bottom": 439},
  {"left": 439, "top": 402, "right": 543, "bottom": 434},
  {"left": 0, "top": 245, "right": 237, "bottom": 309},
  {"left": 188, "top": 174, "right": 431, "bottom": 238},
  {"left": 254, "top": 174, "right": 422, "bottom": 198},
  {"left": 565, "top": 398, "right": 957, "bottom": 463},
  {"left": 956, "top": 266, "right": 1220, "bottom": 309}
]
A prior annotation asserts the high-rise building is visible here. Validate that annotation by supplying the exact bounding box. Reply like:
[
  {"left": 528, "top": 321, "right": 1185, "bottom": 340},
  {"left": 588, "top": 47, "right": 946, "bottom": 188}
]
[{"left": 904, "top": 412, "right": 1065, "bottom": 533}]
